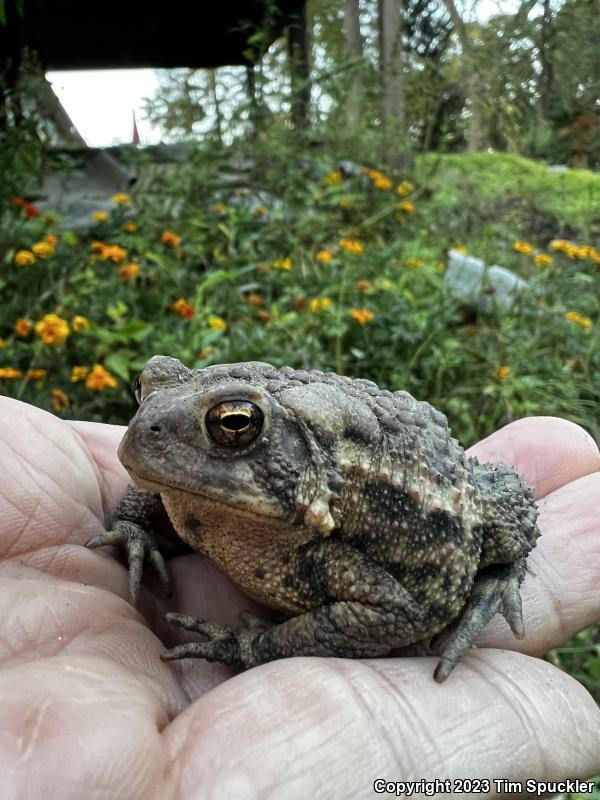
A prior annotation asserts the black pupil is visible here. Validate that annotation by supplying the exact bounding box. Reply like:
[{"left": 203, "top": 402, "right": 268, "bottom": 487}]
[{"left": 222, "top": 413, "right": 250, "bottom": 431}]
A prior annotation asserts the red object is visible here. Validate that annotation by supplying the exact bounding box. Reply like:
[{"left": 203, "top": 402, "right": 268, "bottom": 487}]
[
  {"left": 10, "top": 196, "right": 40, "bottom": 218},
  {"left": 132, "top": 111, "right": 140, "bottom": 145}
]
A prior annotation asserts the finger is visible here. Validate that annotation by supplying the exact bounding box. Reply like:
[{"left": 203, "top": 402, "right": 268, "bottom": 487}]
[
  {"left": 468, "top": 416, "right": 600, "bottom": 499},
  {"left": 478, "top": 470, "right": 600, "bottom": 654},
  {"left": 161, "top": 654, "right": 600, "bottom": 798}
]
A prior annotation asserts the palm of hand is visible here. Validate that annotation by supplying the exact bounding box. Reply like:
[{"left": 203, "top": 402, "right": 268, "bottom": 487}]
[{"left": 1, "top": 396, "right": 599, "bottom": 799}]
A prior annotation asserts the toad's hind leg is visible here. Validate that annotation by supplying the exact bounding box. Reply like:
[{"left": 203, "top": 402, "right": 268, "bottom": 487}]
[{"left": 433, "top": 558, "right": 527, "bottom": 682}]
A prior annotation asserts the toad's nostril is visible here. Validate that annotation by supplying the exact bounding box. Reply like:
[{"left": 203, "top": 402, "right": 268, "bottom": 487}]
[{"left": 149, "top": 423, "right": 163, "bottom": 434}]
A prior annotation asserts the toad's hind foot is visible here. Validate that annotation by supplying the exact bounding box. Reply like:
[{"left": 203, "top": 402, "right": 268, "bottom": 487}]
[{"left": 433, "top": 558, "right": 527, "bottom": 683}]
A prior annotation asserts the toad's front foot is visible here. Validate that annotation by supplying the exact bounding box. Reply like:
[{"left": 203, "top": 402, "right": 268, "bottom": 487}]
[{"left": 162, "top": 612, "right": 268, "bottom": 668}]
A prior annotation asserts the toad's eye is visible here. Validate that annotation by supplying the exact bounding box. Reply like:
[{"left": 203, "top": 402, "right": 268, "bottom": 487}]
[
  {"left": 206, "top": 400, "right": 263, "bottom": 447},
  {"left": 134, "top": 374, "right": 142, "bottom": 404}
]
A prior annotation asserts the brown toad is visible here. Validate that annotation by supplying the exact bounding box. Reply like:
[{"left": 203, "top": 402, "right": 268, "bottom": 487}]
[{"left": 89, "top": 355, "right": 539, "bottom": 681}]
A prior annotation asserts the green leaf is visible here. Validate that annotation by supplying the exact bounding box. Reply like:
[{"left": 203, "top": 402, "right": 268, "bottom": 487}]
[{"left": 104, "top": 352, "right": 133, "bottom": 381}]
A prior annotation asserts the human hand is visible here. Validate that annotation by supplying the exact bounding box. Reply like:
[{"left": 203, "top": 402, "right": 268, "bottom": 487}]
[{"left": 1, "top": 396, "right": 598, "bottom": 799}]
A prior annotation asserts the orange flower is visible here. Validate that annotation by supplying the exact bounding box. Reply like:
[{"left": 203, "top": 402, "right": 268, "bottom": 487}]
[
  {"left": 35, "top": 314, "right": 70, "bottom": 345},
  {"left": 550, "top": 239, "right": 570, "bottom": 252},
  {"left": 85, "top": 364, "right": 117, "bottom": 391},
  {"left": 32, "top": 241, "right": 55, "bottom": 259},
  {"left": 45, "top": 234, "right": 58, "bottom": 246},
  {"left": 492, "top": 365, "right": 510, "bottom": 381},
  {"left": 396, "top": 180, "right": 414, "bottom": 197},
  {"left": 171, "top": 298, "right": 194, "bottom": 318},
  {"left": 316, "top": 250, "right": 333, "bottom": 263},
  {"left": 349, "top": 308, "right": 375, "bottom": 326},
  {"left": 112, "top": 193, "right": 129, "bottom": 205},
  {"left": 245, "top": 292, "right": 263, "bottom": 307},
  {"left": 15, "top": 318, "right": 32, "bottom": 337},
  {"left": 14, "top": 250, "right": 36, "bottom": 266},
  {"left": 514, "top": 240, "right": 533, "bottom": 255},
  {"left": 373, "top": 175, "right": 392, "bottom": 190},
  {"left": 92, "top": 211, "right": 109, "bottom": 223},
  {"left": 118, "top": 263, "right": 141, "bottom": 280},
  {"left": 0, "top": 367, "right": 22, "bottom": 379},
  {"left": 123, "top": 222, "right": 138, "bottom": 233},
  {"left": 72, "top": 315, "right": 90, "bottom": 332},
  {"left": 27, "top": 369, "right": 48, "bottom": 381},
  {"left": 10, "top": 196, "right": 39, "bottom": 218},
  {"left": 50, "top": 389, "right": 70, "bottom": 411},
  {"left": 398, "top": 201, "right": 415, "bottom": 213},
  {"left": 208, "top": 315, "right": 227, "bottom": 331},
  {"left": 161, "top": 229, "right": 182, "bottom": 247},
  {"left": 355, "top": 280, "right": 371, "bottom": 292},
  {"left": 339, "top": 239, "right": 364, "bottom": 255},
  {"left": 533, "top": 253, "right": 552, "bottom": 267}
]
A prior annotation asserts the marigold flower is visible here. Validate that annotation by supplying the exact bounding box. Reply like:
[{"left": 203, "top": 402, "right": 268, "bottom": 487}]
[
  {"left": 45, "top": 234, "right": 59, "bottom": 246},
  {"left": 92, "top": 211, "right": 109, "bottom": 223},
  {"left": 10, "top": 196, "right": 39, "bottom": 217},
  {"left": 406, "top": 257, "right": 424, "bottom": 269},
  {"left": 396, "top": 180, "right": 414, "bottom": 197},
  {"left": 161, "top": 229, "right": 182, "bottom": 247},
  {"left": 316, "top": 250, "right": 333, "bottom": 263},
  {"left": 565, "top": 311, "right": 593, "bottom": 331},
  {"left": 0, "top": 367, "right": 22, "bottom": 380},
  {"left": 309, "top": 297, "right": 332, "bottom": 313},
  {"left": 254, "top": 205, "right": 268, "bottom": 217},
  {"left": 119, "top": 262, "right": 141, "bottom": 280},
  {"left": 35, "top": 314, "right": 70, "bottom": 345},
  {"left": 355, "top": 280, "right": 371, "bottom": 292},
  {"left": 14, "top": 250, "right": 36, "bottom": 266},
  {"left": 15, "top": 318, "right": 32, "bottom": 337},
  {"left": 104, "top": 244, "right": 128, "bottom": 263},
  {"left": 90, "top": 241, "right": 106, "bottom": 253},
  {"left": 211, "top": 202, "right": 226, "bottom": 214},
  {"left": 349, "top": 308, "right": 375, "bottom": 326},
  {"left": 72, "top": 315, "right": 90, "bottom": 332},
  {"left": 71, "top": 366, "right": 89, "bottom": 383},
  {"left": 32, "top": 241, "right": 55, "bottom": 260},
  {"left": 339, "top": 239, "right": 364, "bottom": 255},
  {"left": 398, "top": 201, "right": 415, "bottom": 214},
  {"left": 171, "top": 298, "right": 194, "bottom": 318},
  {"left": 258, "top": 310, "right": 272, "bottom": 323},
  {"left": 27, "top": 369, "right": 48, "bottom": 381},
  {"left": 533, "top": 253, "right": 553, "bottom": 267},
  {"left": 51, "top": 389, "right": 70, "bottom": 411},
  {"left": 453, "top": 245, "right": 468, "bottom": 255},
  {"left": 0, "top": 339, "right": 5, "bottom": 348},
  {"left": 273, "top": 257, "right": 293, "bottom": 271},
  {"left": 123, "top": 222, "right": 138, "bottom": 233},
  {"left": 245, "top": 292, "right": 263, "bottom": 307},
  {"left": 86, "top": 364, "right": 117, "bottom": 391},
  {"left": 492, "top": 365, "right": 510, "bottom": 381},
  {"left": 513, "top": 240, "right": 533, "bottom": 254},
  {"left": 112, "top": 193, "right": 129, "bottom": 205},
  {"left": 550, "top": 239, "right": 570, "bottom": 252},
  {"left": 208, "top": 315, "right": 227, "bottom": 331},
  {"left": 323, "top": 170, "right": 342, "bottom": 186},
  {"left": 373, "top": 175, "right": 392, "bottom": 190}
]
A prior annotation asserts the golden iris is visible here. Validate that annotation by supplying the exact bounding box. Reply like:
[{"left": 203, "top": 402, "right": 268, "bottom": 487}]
[{"left": 206, "top": 401, "right": 263, "bottom": 447}]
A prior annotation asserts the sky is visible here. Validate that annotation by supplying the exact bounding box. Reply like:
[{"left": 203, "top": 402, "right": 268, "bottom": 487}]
[{"left": 46, "top": 0, "right": 516, "bottom": 148}]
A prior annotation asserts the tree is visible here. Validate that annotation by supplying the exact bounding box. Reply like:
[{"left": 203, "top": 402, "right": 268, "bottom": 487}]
[
  {"left": 343, "top": 0, "right": 364, "bottom": 129},
  {"left": 378, "top": 0, "right": 406, "bottom": 165}
]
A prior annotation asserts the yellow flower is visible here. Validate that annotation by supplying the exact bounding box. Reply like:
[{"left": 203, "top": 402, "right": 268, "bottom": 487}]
[
  {"left": 211, "top": 202, "right": 227, "bottom": 214},
  {"left": 27, "top": 369, "right": 47, "bottom": 381},
  {"left": 14, "top": 249, "right": 36, "bottom": 266},
  {"left": 123, "top": 222, "right": 138, "bottom": 233},
  {"left": 550, "top": 239, "right": 570, "bottom": 252},
  {"left": 373, "top": 175, "right": 392, "bottom": 190},
  {"left": 171, "top": 298, "right": 194, "bottom": 318},
  {"left": 492, "top": 365, "right": 510, "bottom": 381},
  {"left": 161, "top": 229, "right": 182, "bottom": 247},
  {"left": 273, "top": 257, "right": 293, "bottom": 271},
  {"left": 323, "top": 170, "right": 342, "bottom": 186},
  {"left": 15, "top": 318, "right": 32, "bottom": 337},
  {"left": 339, "top": 239, "right": 364, "bottom": 255},
  {"left": 208, "top": 315, "right": 227, "bottom": 331},
  {"left": 92, "top": 211, "right": 109, "bottom": 223},
  {"left": 35, "top": 314, "right": 70, "bottom": 345},
  {"left": 514, "top": 240, "right": 533, "bottom": 254},
  {"left": 309, "top": 297, "right": 332, "bottom": 313},
  {"left": 406, "top": 257, "right": 424, "bottom": 269},
  {"left": 32, "top": 241, "right": 55, "bottom": 259},
  {"left": 453, "top": 245, "right": 468, "bottom": 254},
  {"left": 118, "top": 263, "right": 141, "bottom": 280},
  {"left": 396, "top": 180, "right": 414, "bottom": 197},
  {"left": 355, "top": 280, "right": 371, "bottom": 292},
  {"left": 398, "top": 201, "right": 415, "bottom": 213},
  {"left": 90, "top": 241, "right": 106, "bottom": 253},
  {"left": 71, "top": 366, "right": 89, "bottom": 383},
  {"left": 349, "top": 308, "right": 375, "bottom": 326},
  {"left": 316, "top": 249, "right": 333, "bottom": 263},
  {"left": 85, "top": 364, "right": 117, "bottom": 391},
  {"left": 533, "top": 253, "right": 553, "bottom": 267},
  {"left": 112, "top": 193, "right": 129, "bottom": 204},
  {"left": 0, "top": 339, "right": 5, "bottom": 348},
  {"left": 45, "top": 234, "right": 58, "bottom": 246},
  {"left": 50, "top": 389, "right": 70, "bottom": 411},
  {"left": 565, "top": 311, "right": 593, "bottom": 331},
  {"left": 93, "top": 243, "right": 128, "bottom": 263},
  {"left": 254, "top": 205, "right": 268, "bottom": 217},
  {"left": 72, "top": 315, "right": 90, "bottom": 332},
  {"left": 0, "top": 367, "right": 22, "bottom": 379}
]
